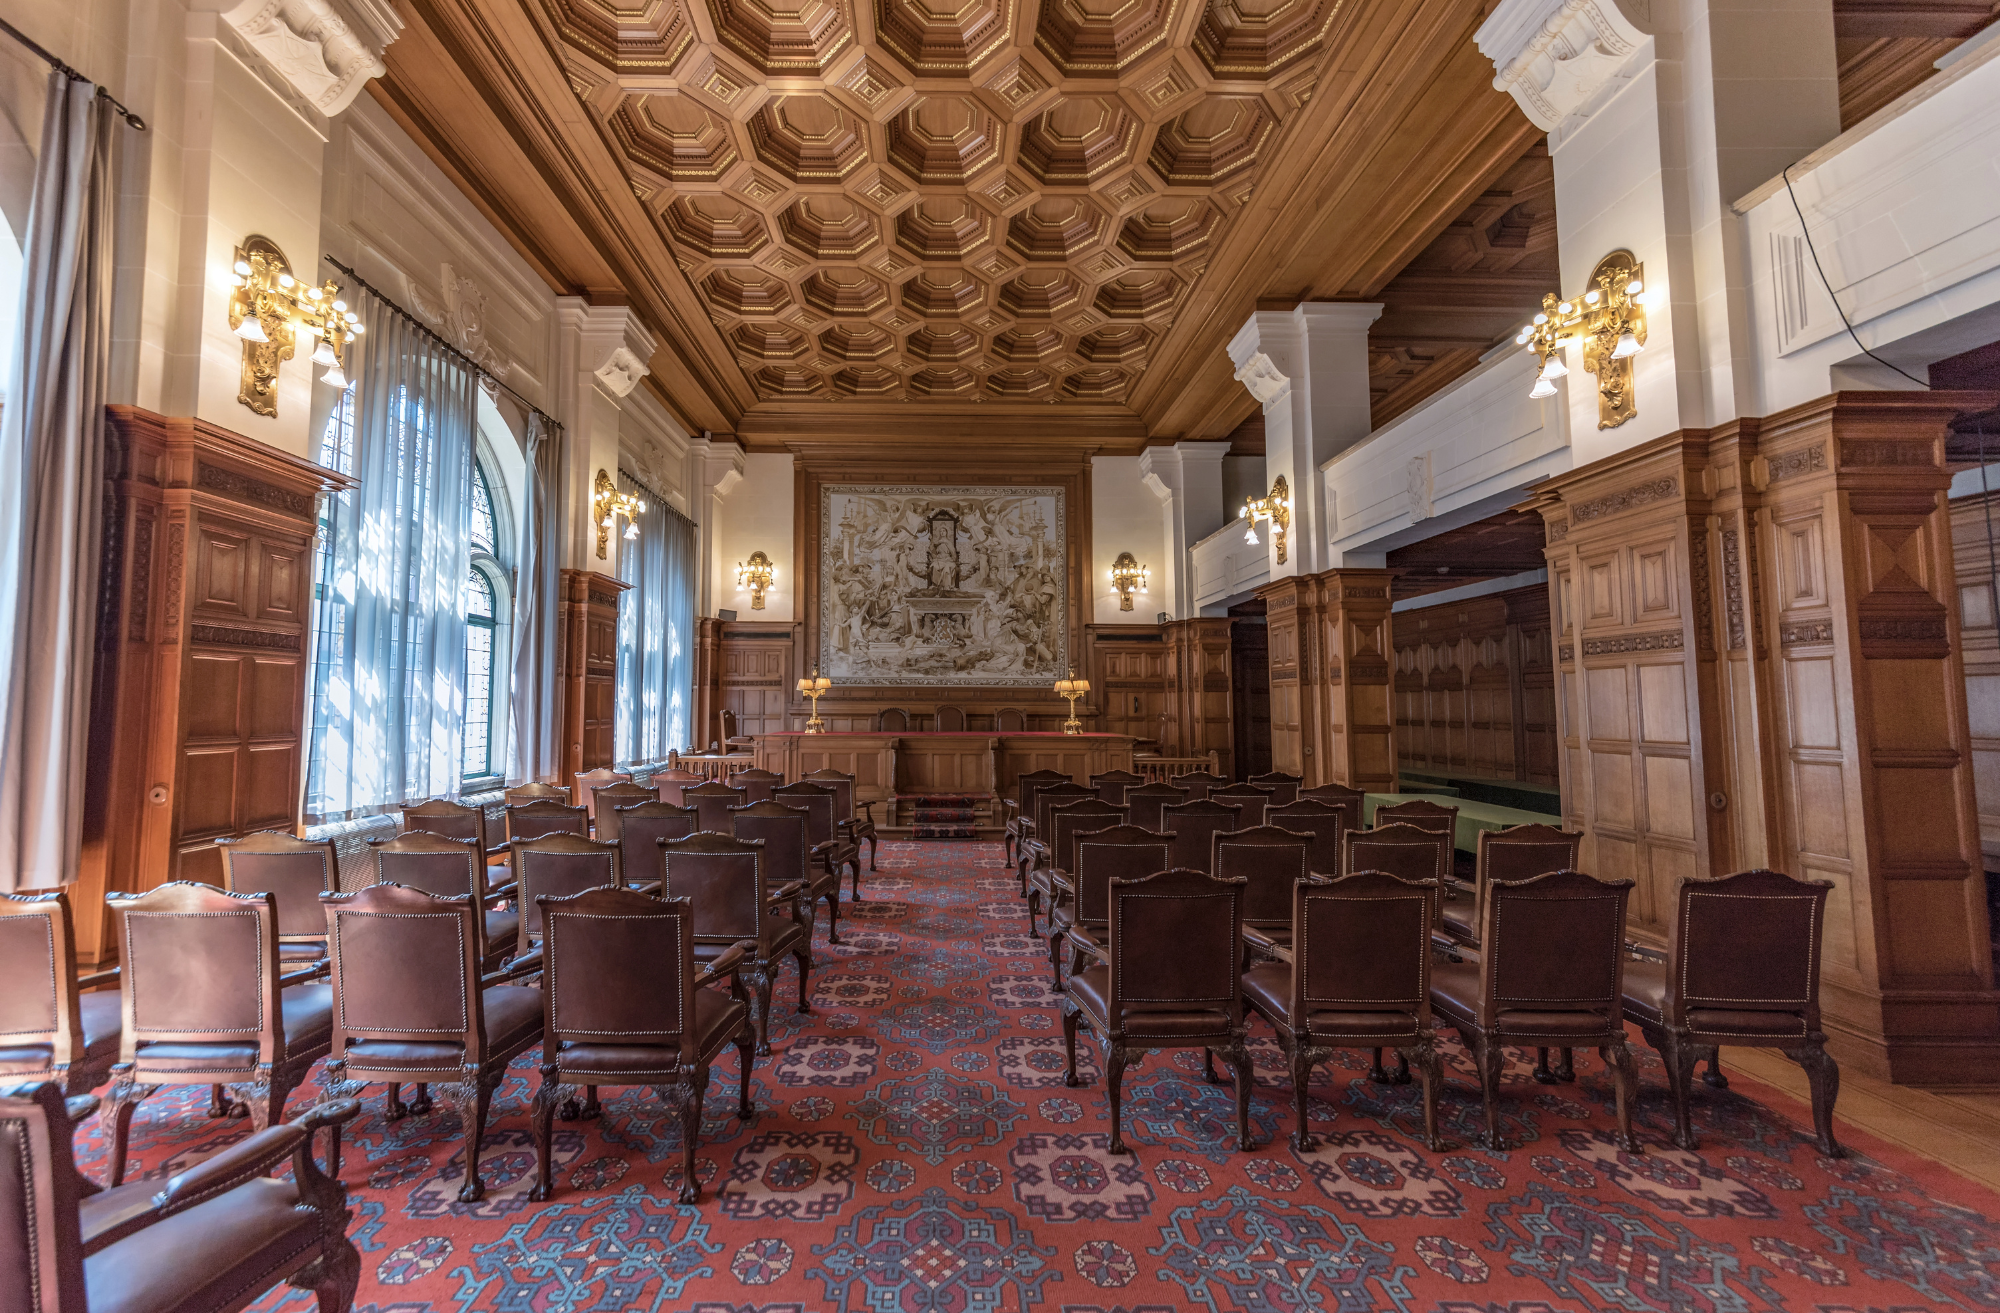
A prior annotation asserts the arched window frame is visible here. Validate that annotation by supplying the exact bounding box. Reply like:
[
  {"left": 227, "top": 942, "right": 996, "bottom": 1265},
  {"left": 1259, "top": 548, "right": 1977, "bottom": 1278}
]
[{"left": 463, "top": 447, "right": 514, "bottom": 788}]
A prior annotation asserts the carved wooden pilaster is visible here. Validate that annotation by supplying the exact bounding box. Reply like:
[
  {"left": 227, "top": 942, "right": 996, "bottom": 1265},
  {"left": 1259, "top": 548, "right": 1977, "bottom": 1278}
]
[
  {"left": 1161, "top": 619, "right": 1233, "bottom": 777},
  {"left": 557, "top": 570, "right": 629, "bottom": 782}
]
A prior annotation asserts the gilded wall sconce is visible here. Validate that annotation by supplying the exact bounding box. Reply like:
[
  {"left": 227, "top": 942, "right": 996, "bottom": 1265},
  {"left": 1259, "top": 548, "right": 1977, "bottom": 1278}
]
[
  {"left": 1517, "top": 249, "right": 1648, "bottom": 429},
  {"left": 226, "top": 235, "right": 361, "bottom": 417},
  {"left": 592, "top": 469, "right": 644, "bottom": 559},
  {"left": 1243, "top": 474, "right": 1292, "bottom": 564},
  {"left": 737, "top": 550, "right": 775, "bottom": 609},
  {"left": 1109, "top": 552, "right": 1149, "bottom": 610}
]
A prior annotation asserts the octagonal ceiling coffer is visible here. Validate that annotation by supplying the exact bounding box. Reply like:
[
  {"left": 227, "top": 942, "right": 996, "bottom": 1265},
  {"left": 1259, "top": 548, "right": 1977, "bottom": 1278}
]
[
  {"left": 704, "top": 0, "right": 855, "bottom": 76},
  {"left": 750, "top": 95, "right": 872, "bottom": 182}
]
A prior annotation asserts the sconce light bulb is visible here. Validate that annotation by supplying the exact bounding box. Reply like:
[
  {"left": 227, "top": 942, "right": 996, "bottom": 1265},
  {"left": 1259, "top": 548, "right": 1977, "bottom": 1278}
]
[
  {"left": 277, "top": 273, "right": 295, "bottom": 288},
  {"left": 234, "top": 260, "right": 251, "bottom": 276},
  {"left": 233, "top": 317, "right": 270, "bottom": 343},
  {"left": 348, "top": 323, "right": 362, "bottom": 335},
  {"left": 319, "top": 363, "right": 348, "bottom": 388},
  {"left": 1611, "top": 330, "right": 1643, "bottom": 359},
  {"left": 1529, "top": 375, "right": 1558, "bottom": 399},
  {"left": 1584, "top": 289, "right": 1601, "bottom": 304},
  {"left": 311, "top": 340, "right": 337, "bottom": 366},
  {"left": 1515, "top": 331, "right": 1529, "bottom": 344},
  {"left": 1533, "top": 313, "right": 1548, "bottom": 325},
  {"left": 307, "top": 287, "right": 322, "bottom": 300},
  {"left": 1539, "top": 353, "right": 1568, "bottom": 380},
  {"left": 1626, "top": 279, "right": 1644, "bottom": 295},
  {"left": 1557, "top": 302, "right": 1572, "bottom": 315}
]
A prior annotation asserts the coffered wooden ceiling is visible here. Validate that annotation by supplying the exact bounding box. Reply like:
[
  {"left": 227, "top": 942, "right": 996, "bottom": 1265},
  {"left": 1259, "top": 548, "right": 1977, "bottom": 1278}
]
[{"left": 376, "top": 0, "right": 1537, "bottom": 444}]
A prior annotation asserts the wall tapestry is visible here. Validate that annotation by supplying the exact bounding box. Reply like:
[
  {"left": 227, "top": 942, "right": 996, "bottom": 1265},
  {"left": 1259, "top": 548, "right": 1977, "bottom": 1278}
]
[{"left": 819, "top": 484, "right": 1067, "bottom": 687}]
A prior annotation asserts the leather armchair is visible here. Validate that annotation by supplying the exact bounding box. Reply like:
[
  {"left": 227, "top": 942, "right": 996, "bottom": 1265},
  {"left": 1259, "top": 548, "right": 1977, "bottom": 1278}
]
[
  {"left": 1264, "top": 799, "right": 1347, "bottom": 878},
  {"left": 100, "top": 883, "right": 334, "bottom": 1187},
  {"left": 1622, "top": 868, "right": 1841, "bottom": 1155},
  {"left": 686, "top": 781, "right": 749, "bottom": 834},
  {"left": 508, "top": 834, "right": 624, "bottom": 953},
  {"left": 651, "top": 768, "right": 706, "bottom": 807},
  {"left": 572, "top": 767, "right": 633, "bottom": 815},
  {"left": 1, "top": 1081, "right": 363, "bottom": 1313},
  {"left": 1428, "top": 868, "right": 1641, "bottom": 1151},
  {"left": 504, "top": 782, "right": 568, "bottom": 803},
  {"left": 661, "top": 832, "right": 811, "bottom": 1054},
  {"left": 1299, "top": 783, "right": 1367, "bottom": 816},
  {"left": 368, "top": 831, "right": 517, "bottom": 969},
  {"left": 0, "top": 892, "right": 120, "bottom": 1097},
  {"left": 1004, "top": 769, "right": 1069, "bottom": 866},
  {"left": 1374, "top": 797, "right": 1458, "bottom": 839},
  {"left": 216, "top": 831, "right": 342, "bottom": 963},
  {"left": 1439, "top": 823, "right": 1582, "bottom": 949},
  {"left": 1088, "top": 769, "right": 1143, "bottom": 806},
  {"left": 1122, "top": 781, "right": 1187, "bottom": 832},
  {"left": 775, "top": 781, "right": 861, "bottom": 910},
  {"left": 1025, "top": 799, "right": 1126, "bottom": 933},
  {"left": 804, "top": 767, "right": 879, "bottom": 874},
  {"left": 1210, "top": 783, "right": 1276, "bottom": 829},
  {"left": 322, "top": 883, "right": 545, "bottom": 1201},
  {"left": 1213, "top": 825, "right": 1309, "bottom": 954},
  {"left": 401, "top": 797, "right": 502, "bottom": 869},
  {"left": 1016, "top": 781, "right": 1093, "bottom": 892},
  {"left": 589, "top": 781, "right": 658, "bottom": 841},
  {"left": 1241, "top": 871, "right": 1444, "bottom": 1151},
  {"left": 1160, "top": 799, "right": 1243, "bottom": 873},
  {"left": 1042, "top": 825, "right": 1169, "bottom": 987},
  {"left": 1061, "top": 866, "right": 1255, "bottom": 1155},
  {"left": 1343, "top": 822, "right": 1458, "bottom": 1085},
  {"left": 613, "top": 800, "right": 699, "bottom": 890},
  {"left": 1247, "top": 771, "right": 1303, "bottom": 808},
  {"left": 505, "top": 798, "right": 589, "bottom": 845},
  {"left": 731, "top": 799, "right": 841, "bottom": 943},
  {"left": 1165, "top": 770, "right": 1227, "bottom": 802},
  {"left": 727, "top": 768, "right": 783, "bottom": 805},
  {"left": 528, "top": 889, "right": 756, "bottom": 1204}
]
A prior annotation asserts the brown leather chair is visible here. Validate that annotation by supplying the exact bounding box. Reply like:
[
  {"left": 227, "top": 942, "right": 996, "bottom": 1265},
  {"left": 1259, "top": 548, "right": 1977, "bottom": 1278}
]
[
  {"left": 615, "top": 800, "right": 699, "bottom": 891},
  {"left": 1211, "top": 782, "right": 1276, "bottom": 828},
  {"left": 323, "top": 882, "right": 545, "bottom": 1201},
  {"left": 1299, "top": 783, "right": 1367, "bottom": 817},
  {"left": 1375, "top": 796, "right": 1459, "bottom": 840},
  {"left": 217, "top": 831, "right": 342, "bottom": 963},
  {"left": 1026, "top": 798, "right": 1128, "bottom": 933},
  {"left": 719, "top": 709, "right": 756, "bottom": 748},
  {"left": 935, "top": 705, "right": 968, "bottom": 731},
  {"left": 506, "top": 798, "right": 589, "bottom": 845},
  {"left": 776, "top": 781, "right": 862, "bottom": 906},
  {"left": 1428, "top": 868, "right": 1640, "bottom": 1151},
  {"left": 1264, "top": 798, "right": 1347, "bottom": 878},
  {"left": 1, "top": 1080, "right": 362, "bottom": 1313},
  {"left": 527, "top": 888, "right": 756, "bottom": 1203},
  {"left": 1169, "top": 770, "right": 1227, "bottom": 802},
  {"left": 505, "top": 781, "right": 568, "bottom": 803},
  {"left": 369, "top": 831, "right": 518, "bottom": 968},
  {"left": 1160, "top": 798, "right": 1243, "bottom": 873},
  {"left": 508, "top": 834, "right": 624, "bottom": 953},
  {"left": 728, "top": 767, "right": 784, "bottom": 804},
  {"left": 100, "top": 883, "right": 334, "bottom": 1186},
  {"left": 1343, "top": 821, "right": 1457, "bottom": 1082},
  {"left": 1123, "top": 780, "right": 1188, "bottom": 832},
  {"left": 1622, "top": 868, "right": 1841, "bottom": 1155},
  {"left": 877, "top": 707, "right": 911, "bottom": 731},
  {"left": 1241, "top": 870, "right": 1444, "bottom": 1151},
  {"left": 1248, "top": 771, "right": 1302, "bottom": 808},
  {"left": 1089, "top": 769, "right": 1144, "bottom": 806},
  {"left": 1044, "top": 825, "right": 1170, "bottom": 987},
  {"left": 1018, "top": 781, "right": 1094, "bottom": 890},
  {"left": 401, "top": 797, "right": 501, "bottom": 868},
  {"left": 1440, "top": 822, "right": 1582, "bottom": 949},
  {"left": 1005, "top": 769, "right": 1070, "bottom": 867},
  {"left": 661, "top": 831, "right": 811, "bottom": 1054},
  {"left": 1213, "top": 825, "right": 1309, "bottom": 952},
  {"left": 0, "top": 892, "right": 120, "bottom": 1096},
  {"left": 573, "top": 767, "right": 633, "bottom": 812},
  {"left": 804, "top": 766, "right": 880, "bottom": 874},
  {"left": 1061, "top": 866, "right": 1254, "bottom": 1154},
  {"left": 732, "top": 798, "right": 843, "bottom": 943},
  {"left": 686, "top": 780, "right": 749, "bottom": 834},
  {"left": 589, "top": 780, "right": 657, "bottom": 841},
  {"left": 652, "top": 767, "right": 706, "bottom": 806},
  {"left": 995, "top": 707, "right": 1028, "bottom": 732}
]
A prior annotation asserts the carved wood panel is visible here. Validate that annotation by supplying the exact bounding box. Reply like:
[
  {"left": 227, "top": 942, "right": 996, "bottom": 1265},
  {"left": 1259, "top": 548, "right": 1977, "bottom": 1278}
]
[{"left": 1392, "top": 585, "right": 1556, "bottom": 785}]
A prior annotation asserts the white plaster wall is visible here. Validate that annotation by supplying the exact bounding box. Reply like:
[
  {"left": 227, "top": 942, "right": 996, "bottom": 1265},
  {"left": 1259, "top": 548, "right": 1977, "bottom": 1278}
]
[
  {"left": 717, "top": 452, "right": 796, "bottom": 620},
  {"left": 1221, "top": 455, "right": 1264, "bottom": 520},
  {"left": 1191, "top": 515, "right": 1269, "bottom": 612},
  {"left": 618, "top": 386, "right": 692, "bottom": 516},
  {"left": 1090, "top": 455, "right": 1168, "bottom": 622}
]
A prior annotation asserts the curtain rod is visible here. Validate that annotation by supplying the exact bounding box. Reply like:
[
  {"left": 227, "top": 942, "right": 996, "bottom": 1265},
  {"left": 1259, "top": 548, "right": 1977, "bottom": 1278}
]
[
  {"left": 617, "top": 465, "right": 694, "bottom": 527},
  {"left": 324, "top": 255, "right": 563, "bottom": 436},
  {"left": 0, "top": 17, "right": 145, "bottom": 129}
]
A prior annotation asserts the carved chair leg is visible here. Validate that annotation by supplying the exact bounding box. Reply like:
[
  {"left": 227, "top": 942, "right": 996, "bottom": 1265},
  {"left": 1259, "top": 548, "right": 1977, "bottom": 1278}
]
[
  {"left": 580, "top": 1086, "right": 601, "bottom": 1120},
  {"left": 1405, "top": 1037, "right": 1446, "bottom": 1151},
  {"left": 679, "top": 1068, "right": 710, "bottom": 1204},
  {"left": 1202, "top": 1047, "right": 1221, "bottom": 1084},
  {"left": 381, "top": 1083, "right": 408, "bottom": 1122},
  {"left": 1221, "top": 1037, "right": 1255, "bottom": 1152},
  {"left": 1656, "top": 1030, "right": 1700, "bottom": 1152},
  {"left": 823, "top": 885, "right": 841, "bottom": 945},
  {"left": 1701, "top": 1048, "right": 1729, "bottom": 1088},
  {"left": 866, "top": 831, "right": 878, "bottom": 872},
  {"left": 238, "top": 1067, "right": 289, "bottom": 1134},
  {"left": 1288, "top": 1043, "right": 1317, "bottom": 1153},
  {"left": 408, "top": 1082, "right": 433, "bottom": 1115},
  {"left": 735, "top": 1022, "right": 757, "bottom": 1121},
  {"left": 795, "top": 943, "right": 813, "bottom": 1015},
  {"left": 1105, "top": 1045, "right": 1131, "bottom": 1155},
  {"left": 1785, "top": 1039, "right": 1844, "bottom": 1158},
  {"left": 1533, "top": 1048, "right": 1558, "bottom": 1084},
  {"left": 1062, "top": 1006, "right": 1082, "bottom": 1088},
  {"left": 1603, "top": 1039, "right": 1641, "bottom": 1152},
  {"left": 1555, "top": 1048, "right": 1576, "bottom": 1082},
  {"left": 1047, "top": 926, "right": 1065, "bottom": 988},
  {"left": 208, "top": 1083, "right": 234, "bottom": 1118},
  {"left": 1369, "top": 1047, "right": 1393, "bottom": 1084},
  {"left": 103, "top": 1068, "right": 156, "bottom": 1188},
  {"left": 747, "top": 967, "right": 774, "bottom": 1056},
  {"left": 1392, "top": 1052, "right": 1411, "bottom": 1085},
  {"left": 527, "top": 1066, "right": 563, "bottom": 1202},
  {"left": 1026, "top": 887, "right": 1041, "bottom": 936},
  {"left": 450, "top": 1067, "right": 495, "bottom": 1203},
  {"left": 1472, "top": 1037, "right": 1505, "bottom": 1152},
  {"left": 294, "top": 1228, "right": 361, "bottom": 1313}
]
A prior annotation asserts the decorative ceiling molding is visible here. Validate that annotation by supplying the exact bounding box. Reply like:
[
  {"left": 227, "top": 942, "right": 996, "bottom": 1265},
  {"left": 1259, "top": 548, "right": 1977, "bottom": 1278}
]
[
  {"left": 1474, "top": 0, "right": 1650, "bottom": 131},
  {"left": 221, "top": 0, "right": 404, "bottom": 124}
]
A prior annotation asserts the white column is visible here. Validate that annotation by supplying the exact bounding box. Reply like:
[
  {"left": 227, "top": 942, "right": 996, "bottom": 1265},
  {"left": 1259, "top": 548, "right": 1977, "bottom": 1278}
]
[
  {"left": 551, "top": 299, "right": 656, "bottom": 573},
  {"left": 1138, "top": 440, "right": 1230, "bottom": 620},
  {"left": 688, "top": 433, "right": 746, "bottom": 616},
  {"left": 1227, "top": 301, "right": 1381, "bottom": 577}
]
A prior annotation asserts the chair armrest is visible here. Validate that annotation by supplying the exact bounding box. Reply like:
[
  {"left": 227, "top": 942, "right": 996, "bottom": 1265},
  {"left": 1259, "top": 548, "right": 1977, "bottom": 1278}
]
[
  {"left": 77, "top": 966, "right": 121, "bottom": 990},
  {"left": 767, "top": 880, "right": 807, "bottom": 906},
  {"left": 153, "top": 1124, "right": 310, "bottom": 1216},
  {"left": 482, "top": 885, "right": 515, "bottom": 908},
  {"left": 627, "top": 879, "right": 661, "bottom": 896},
  {"left": 484, "top": 952, "right": 543, "bottom": 985},
  {"left": 1065, "top": 927, "right": 1109, "bottom": 965},
  {"left": 854, "top": 800, "right": 876, "bottom": 823},
  {"left": 695, "top": 940, "right": 753, "bottom": 987},
  {"left": 277, "top": 960, "right": 332, "bottom": 987},
  {"left": 810, "top": 840, "right": 836, "bottom": 857},
  {"left": 1241, "top": 926, "right": 1294, "bottom": 964}
]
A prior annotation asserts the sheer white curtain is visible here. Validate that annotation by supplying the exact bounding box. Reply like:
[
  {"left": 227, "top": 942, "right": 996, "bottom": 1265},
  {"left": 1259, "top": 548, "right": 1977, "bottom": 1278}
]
[
  {"left": 615, "top": 479, "right": 697, "bottom": 762},
  {"left": 305, "top": 284, "right": 478, "bottom": 817},
  {"left": 508, "top": 412, "right": 565, "bottom": 784},
  {"left": 0, "top": 73, "right": 114, "bottom": 892}
]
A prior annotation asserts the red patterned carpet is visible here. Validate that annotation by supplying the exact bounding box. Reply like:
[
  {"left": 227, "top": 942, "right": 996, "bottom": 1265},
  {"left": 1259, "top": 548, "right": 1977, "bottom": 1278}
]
[{"left": 74, "top": 840, "right": 2000, "bottom": 1312}]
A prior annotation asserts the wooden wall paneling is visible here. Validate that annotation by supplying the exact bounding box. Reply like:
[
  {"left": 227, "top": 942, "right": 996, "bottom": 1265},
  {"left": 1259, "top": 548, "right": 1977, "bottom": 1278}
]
[
  {"left": 1162, "top": 618, "right": 1235, "bottom": 778},
  {"left": 1230, "top": 617, "right": 1272, "bottom": 779},
  {"left": 993, "top": 737, "right": 1138, "bottom": 792},
  {"left": 1509, "top": 588, "right": 1560, "bottom": 783},
  {"left": 898, "top": 735, "right": 998, "bottom": 797},
  {"left": 1318, "top": 571, "right": 1398, "bottom": 794},
  {"left": 1259, "top": 577, "right": 1313, "bottom": 781},
  {"left": 79, "top": 407, "right": 350, "bottom": 964},
  {"left": 558, "top": 570, "right": 629, "bottom": 783},
  {"left": 713, "top": 620, "right": 799, "bottom": 738},
  {"left": 1391, "top": 585, "right": 1558, "bottom": 785},
  {"left": 1952, "top": 490, "right": 2000, "bottom": 871},
  {"left": 1085, "top": 624, "right": 1168, "bottom": 743},
  {"left": 694, "top": 615, "right": 723, "bottom": 750}
]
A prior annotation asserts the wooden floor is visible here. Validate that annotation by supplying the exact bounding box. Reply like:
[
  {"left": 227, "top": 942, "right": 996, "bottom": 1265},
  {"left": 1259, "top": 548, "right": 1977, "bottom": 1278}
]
[{"left": 1728, "top": 1045, "right": 2000, "bottom": 1193}]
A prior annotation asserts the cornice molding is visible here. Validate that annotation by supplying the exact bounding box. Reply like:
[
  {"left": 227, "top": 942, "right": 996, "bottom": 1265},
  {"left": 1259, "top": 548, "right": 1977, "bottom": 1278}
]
[
  {"left": 219, "top": 0, "right": 404, "bottom": 127},
  {"left": 1474, "top": 0, "right": 1651, "bottom": 131}
]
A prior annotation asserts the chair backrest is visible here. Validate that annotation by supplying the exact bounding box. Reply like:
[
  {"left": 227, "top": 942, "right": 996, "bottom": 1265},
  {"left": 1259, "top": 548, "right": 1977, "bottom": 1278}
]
[
  {"left": 652, "top": 768, "right": 706, "bottom": 806},
  {"left": 1212, "top": 824, "right": 1310, "bottom": 927},
  {"left": 1248, "top": 772, "right": 1302, "bottom": 808},
  {"left": 400, "top": 798, "right": 488, "bottom": 861},
  {"left": 573, "top": 767, "right": 633, "bottom": 814},
  {"left": 216, "top": 830, "right": 340, "bottom": 942},
  {"left": 1089, "top": 769, "right": 1144, "bottom": 806},
  {"left": 1343, "top": 823, "right": 1453, "bottom": 897},
  {"left": 1070, "top": 825, "right": 1172, "bottom": 926},
  {"left": 510, "top": 834, "right": 623, "bottom": 942},
  {"left": 1375, "top": 797, "right": 1458, "bottom": 838},
  {"left": 1299, "top": 783, "right": 1367, "bottom": 818},
  {"left": 1160, "top": 798, "right": 1244, "bottom": 873},
  {"left": 106, "top": 882, "right": 280, "bottom": 1067},
  {"left": 1168, "top": 770, "right": 1227, "bottom": 802},
  {"left": 1477, "top": 823, "right": 1583, "bottom": 885},
  {"left": 728, "top": 768, "right": 784, "bottom": 805},
  {"left": 1210, "top": 782, "right": 1275, "bottom": 828},
  {"left": 370, "top": 831, "right": 486, "bottom": 900},
  {"left": 1478, "top": 869, "right": 1633, "bottom": 1028},
  {"left": 616, "top": 801, "right": 700, "bottom": 888},
  {"left": 878, "top": 707, "right": 910, "bottom": 732},
  {"left": 1664, "top": 868, "right": 1832, "bottom": 1033},
  {"left": 1105, "top": 866, "right": 1246, "bottom": 1023},
  {"left": 730, "top": 798, "right": 811, "bottom": 884},
  {"left": 803, "top": 767, "right": 858, "bottom": 823},
  {"left": 1265, "top": 799, "right": 1346, "bottom": 878},
  {"left": 0, "top": 1082, "right": 87, "bottom": 1313},
  {"left": 995, "top": 707, "right": 1028, "bottom": 732},
  {"left": 590, "top": 782, "right": 658, "bottom": 840},
  {"left": 773, "top": 781, "right": 838, "bottom": 847},
  {"left": 1015, "top": 768, "right": 1070, "bottom": 821},
  {"left": 539, "top": 887, "right": 697, "bottom": 1060},
  {"left": 660, "top": 831, "right": 770, "bottom": 944},
  {"left": 0, "top": 892, "right": 83, "bottom": 1075},
  {"left": 1291, "top": 870, "right": 1437, "bottom": 1026},
  {"left": 1032, "top": 782, "right": 1095, "bottom": 840},
  {"left": 1123, "top": 781, "right": 1188, "bottom": 832},
  {"left": 505, "top": 782, "right": 568, "bottom": 804},
  {"left": 686, "top": 781, "right": 749, "bottom": 834},
  {"left": 506, "top": 798, "right": 590, "bottom": 844},
  {"left": 325, "top": 882, "right": 486, "bottom": 1058},
  {"left": 935, "top": 705, "right": 968, "bottom": 731},
  {"left": 1049, "top": 799, "right": 1129, "bottom": 873}
]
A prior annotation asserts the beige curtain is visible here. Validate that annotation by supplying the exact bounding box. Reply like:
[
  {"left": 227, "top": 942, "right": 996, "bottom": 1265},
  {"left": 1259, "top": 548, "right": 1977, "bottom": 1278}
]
[{"left": 508, "top": 412, "right": 566, "bottom": 784}]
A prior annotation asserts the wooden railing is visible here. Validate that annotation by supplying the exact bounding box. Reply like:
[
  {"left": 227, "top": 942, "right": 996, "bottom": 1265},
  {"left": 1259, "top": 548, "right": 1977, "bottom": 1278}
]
[{"left": 1132, "top": 751, "right": 1222, "bottom": 784}]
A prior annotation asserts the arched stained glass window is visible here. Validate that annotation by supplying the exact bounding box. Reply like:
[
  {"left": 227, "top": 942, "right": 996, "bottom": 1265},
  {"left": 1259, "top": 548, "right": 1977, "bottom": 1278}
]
[
  {"left": 471, "top": 461, "right": 496, "bottom": 557},
  {"left": 463, "top": 562, "right": 497, "bottom": 779}
]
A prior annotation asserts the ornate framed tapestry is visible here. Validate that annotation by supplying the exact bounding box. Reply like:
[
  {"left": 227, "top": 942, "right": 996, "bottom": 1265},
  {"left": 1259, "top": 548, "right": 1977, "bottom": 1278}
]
[{"left": 818, "top": 484, "right": 1068, "bottom": 687}]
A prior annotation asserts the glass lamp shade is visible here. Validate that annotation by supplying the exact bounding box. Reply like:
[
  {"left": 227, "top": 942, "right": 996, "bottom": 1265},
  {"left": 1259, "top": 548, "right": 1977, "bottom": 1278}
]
[
  {"left": 1529, "top": 375, "right": 1558, "bottom": 399},
  {"left": 1539, "top": 353, "right": 1569, "bottom": 380},
  {"left": 233, "top": 317, "right": 269, "bottom": 343},
  {"left": 1611, "top": 330, "right": 1643, "bottom": 359},
  {"left": 311, "top": 339, "right": 337, "bottom": 366}
]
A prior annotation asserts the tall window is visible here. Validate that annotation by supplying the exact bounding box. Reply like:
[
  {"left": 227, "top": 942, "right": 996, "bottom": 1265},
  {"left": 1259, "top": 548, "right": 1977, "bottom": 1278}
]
[
  {"left": 304, "top": 390, "right": 356, "bottom": 810},
  {"left": 463, "top": 460, "right": 505, "bottom": 785}
]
